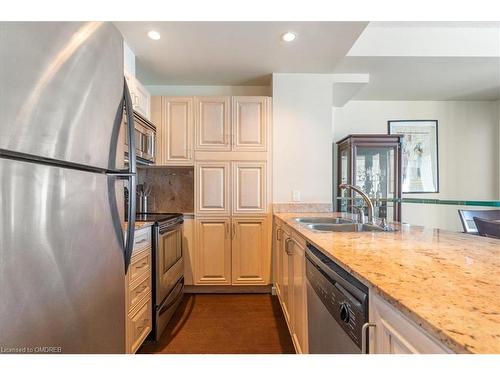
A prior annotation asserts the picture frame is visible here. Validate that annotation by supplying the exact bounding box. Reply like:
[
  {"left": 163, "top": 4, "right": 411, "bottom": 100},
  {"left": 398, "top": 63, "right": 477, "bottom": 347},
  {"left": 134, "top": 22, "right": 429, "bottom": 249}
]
[{"left": 388, "top": 120, "right": 439, "bottom": 193}]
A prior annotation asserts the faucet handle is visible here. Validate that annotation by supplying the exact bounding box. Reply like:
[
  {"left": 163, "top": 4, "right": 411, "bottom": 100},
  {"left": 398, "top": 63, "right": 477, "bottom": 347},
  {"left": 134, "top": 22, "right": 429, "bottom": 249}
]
[{"left": 379, "top": 218, "right": 390, "bottom": 230}]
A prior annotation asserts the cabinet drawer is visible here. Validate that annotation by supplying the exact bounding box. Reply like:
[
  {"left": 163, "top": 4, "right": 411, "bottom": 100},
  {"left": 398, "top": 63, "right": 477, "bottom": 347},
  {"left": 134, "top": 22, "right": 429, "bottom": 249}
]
[
  {"left": 133, "top": 228, "right": 151, "bottom": 251},
  {"left": 127, "top": 272, "right": 151, "bottom": 313},
  {"left": 127, "top": 293, "right": 152, "bottom": 354},
  {"left": 128, "top": 249, "right": 151, "bottom": 283}
]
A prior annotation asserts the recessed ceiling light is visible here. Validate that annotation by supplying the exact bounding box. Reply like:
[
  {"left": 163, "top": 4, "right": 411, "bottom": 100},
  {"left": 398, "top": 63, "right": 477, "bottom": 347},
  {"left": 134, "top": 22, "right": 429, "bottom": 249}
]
[
  {"left": 281, "top": 32, "right": 297, "bottom": 42},
  {"left": 147, "top": 30, "right": 161, "bottom": 40}
]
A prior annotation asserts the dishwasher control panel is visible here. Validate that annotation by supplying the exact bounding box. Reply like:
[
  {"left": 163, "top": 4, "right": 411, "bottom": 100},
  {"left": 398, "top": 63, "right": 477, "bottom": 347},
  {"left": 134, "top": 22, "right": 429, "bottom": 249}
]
[{"left": 305, "top": 245, "right": 368, "bottom": 349}]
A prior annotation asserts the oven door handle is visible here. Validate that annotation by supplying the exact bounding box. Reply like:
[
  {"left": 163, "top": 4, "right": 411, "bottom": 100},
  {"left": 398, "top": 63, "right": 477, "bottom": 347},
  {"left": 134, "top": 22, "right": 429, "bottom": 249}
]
[
  {"left": 159, "top": 221, "right": 184, "bottom": 235},
  {"left": 158, "top": 278, "right": 184, "bottom": 316}
]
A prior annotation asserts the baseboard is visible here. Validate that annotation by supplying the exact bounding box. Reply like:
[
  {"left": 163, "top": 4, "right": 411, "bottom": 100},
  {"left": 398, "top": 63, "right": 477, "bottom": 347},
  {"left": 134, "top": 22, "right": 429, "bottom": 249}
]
[{"left": 184, "top": 285, "right": 272, "bottom": 294}]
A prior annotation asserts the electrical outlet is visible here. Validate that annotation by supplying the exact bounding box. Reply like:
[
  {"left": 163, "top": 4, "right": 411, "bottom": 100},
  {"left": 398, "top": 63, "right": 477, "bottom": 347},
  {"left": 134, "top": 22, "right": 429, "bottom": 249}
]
[{"left": 292, "top": 190, "right": 301, "bottom": 202}]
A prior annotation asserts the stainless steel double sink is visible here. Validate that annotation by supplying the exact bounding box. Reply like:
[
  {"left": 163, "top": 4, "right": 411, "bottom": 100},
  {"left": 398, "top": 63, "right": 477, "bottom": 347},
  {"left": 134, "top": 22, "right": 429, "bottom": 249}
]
[{"left": 294, "top": 217, "right": 396, "bottom": 232}]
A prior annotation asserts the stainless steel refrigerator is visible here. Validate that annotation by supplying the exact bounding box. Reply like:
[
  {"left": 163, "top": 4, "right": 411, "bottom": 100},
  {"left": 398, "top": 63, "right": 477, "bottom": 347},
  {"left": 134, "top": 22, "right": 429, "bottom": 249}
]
[{"left": 0, "top": 22, "right": 137, "bottom": 353}]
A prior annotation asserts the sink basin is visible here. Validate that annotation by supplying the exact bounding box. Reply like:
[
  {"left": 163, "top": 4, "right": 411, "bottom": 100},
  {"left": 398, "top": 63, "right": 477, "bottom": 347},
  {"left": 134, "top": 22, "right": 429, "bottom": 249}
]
[
  {"left": 306, "top": 223, "right": 396, "bottom": 233},
  {"left": 294, "top": 217, "right": 353, "bottom": 225}
]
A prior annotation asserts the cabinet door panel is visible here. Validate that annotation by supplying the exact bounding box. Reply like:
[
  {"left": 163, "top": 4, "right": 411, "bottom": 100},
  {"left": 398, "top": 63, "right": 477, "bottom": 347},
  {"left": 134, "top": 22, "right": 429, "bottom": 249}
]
[
  {"left": 195, "top": 218, "right": 231, "bottom": 285},
  {"left": 195, "top": 96, "right": 231, "bottom": 151},
  {"left": 195, "top": 162, "right": 230, "bottom": 215},
  {"left": 231, "top": 217, "right": 269, "bottom": 285},
  {"left": 291, "top": 234, "right": 308, "bottom": 354},
  {"left": 164, "top": 97, "right": 193, "bottom": 164},
  {"left": 232, "top": 97, "right": 267, "bottom": 151},
  {"left": 370, "top": 292, "right": 451, "bottom": 354},
  {"left": 281, "top": 229, "right": 292, "bottom": 325},
  {"left": 273, "top": 220, "right": 282, "bottom": 296},
  {"left": 232, "top": 162, "right": 266, "bottom": 215}
]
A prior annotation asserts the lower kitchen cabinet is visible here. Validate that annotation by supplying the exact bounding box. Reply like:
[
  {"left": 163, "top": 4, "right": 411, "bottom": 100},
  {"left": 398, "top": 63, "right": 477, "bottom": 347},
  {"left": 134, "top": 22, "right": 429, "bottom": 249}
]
[
  {"left": 273, "top": 218, "right": 282, "bottom": 297},
  {"left": 194, "top": 216, "right": 270, "bottom": 286},
  {"left": 194, "top": 217, "right": 232, "bottom": 285},
  {"left": 125, "top": 227, "right": 153, "bottom": 354},
  {"left": 231, "top": 217, "right": 270, "bottom": 285},
  {"left": 290, "top": 233, "right": 308, "bottom": 354},
  {"left": 182, "top": 216, "right": 195, "bottom": 286},
  {"left": 369, "top": 291, "right": 451, "bottom": 354},
  {"left": 273, "top": 219, "right": 308, "bottom": 353}
]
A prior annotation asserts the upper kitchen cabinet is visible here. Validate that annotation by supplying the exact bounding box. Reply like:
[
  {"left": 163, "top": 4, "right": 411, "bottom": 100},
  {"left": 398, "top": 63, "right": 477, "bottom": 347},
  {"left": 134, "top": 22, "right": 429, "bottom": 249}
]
[
  {"left": 159, "top": 97, "right": 194, "bottom": 165},
  {"left": 124, "top": 69, "right": 151, "bottom": 120},
  {"left": 195, "top": 161, "right": 231, "bottom": 216},
  {"left": 232, "top": 97, "right": 268, "bottom": 152},
  {"left": 194, "top": 96, "right": 231, "bottom": 151},
  {"left": 232, "top": 161, "right": 267, "bottom": 215}
]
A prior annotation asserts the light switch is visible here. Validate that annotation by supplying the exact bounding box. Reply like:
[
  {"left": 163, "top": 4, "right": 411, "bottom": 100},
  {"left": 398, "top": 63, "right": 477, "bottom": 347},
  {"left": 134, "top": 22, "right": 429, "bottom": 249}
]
[{"left": 292, "top": 190, "right": 301, "bottom": 202}]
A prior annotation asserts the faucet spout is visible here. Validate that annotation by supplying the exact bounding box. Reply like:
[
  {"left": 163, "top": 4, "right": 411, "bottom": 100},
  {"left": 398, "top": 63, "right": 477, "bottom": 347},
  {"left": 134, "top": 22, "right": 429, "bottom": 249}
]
[{"left": 339, "top": 183, "right": 374, "bottom": 224}]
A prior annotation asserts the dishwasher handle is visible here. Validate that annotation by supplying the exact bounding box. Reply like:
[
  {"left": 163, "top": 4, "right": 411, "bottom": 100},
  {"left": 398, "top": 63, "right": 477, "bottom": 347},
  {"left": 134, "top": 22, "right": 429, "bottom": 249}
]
[{"left": 361, "top": 322, "right": 376, "bottom": 354}]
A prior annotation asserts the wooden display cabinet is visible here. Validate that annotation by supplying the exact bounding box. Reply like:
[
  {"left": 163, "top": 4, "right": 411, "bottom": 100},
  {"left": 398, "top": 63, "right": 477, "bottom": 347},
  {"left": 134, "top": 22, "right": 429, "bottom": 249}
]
[{"left": 336, "top": 134, "right": 403, "bottom": 222}]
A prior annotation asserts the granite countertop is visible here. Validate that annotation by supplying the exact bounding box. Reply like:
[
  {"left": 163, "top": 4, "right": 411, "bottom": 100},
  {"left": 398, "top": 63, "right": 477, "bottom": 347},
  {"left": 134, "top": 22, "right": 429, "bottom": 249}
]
[
  {"left": 274, "top": 212, "right": 500, "bottom": 354},
  {"left": 122, "top": 221, "right": 154, "bottom": 232}
]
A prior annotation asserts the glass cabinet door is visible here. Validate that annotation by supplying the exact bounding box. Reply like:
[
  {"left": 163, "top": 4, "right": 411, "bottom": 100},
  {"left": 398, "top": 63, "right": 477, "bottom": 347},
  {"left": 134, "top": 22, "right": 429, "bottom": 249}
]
[
  {"left": 354, "top": 146, "right": 397, "bottom": 221},
  {"left": 339, "top": 148, "right": 350, "bottom": 212}
]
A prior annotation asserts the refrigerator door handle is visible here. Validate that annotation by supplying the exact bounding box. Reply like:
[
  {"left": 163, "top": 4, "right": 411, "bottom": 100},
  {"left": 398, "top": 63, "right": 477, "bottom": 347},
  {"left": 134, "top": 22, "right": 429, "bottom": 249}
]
[
  {"left": 107, "top": 79, "right": 136, "bottom": 272},
  {"left": 122, "top": 79, "right": 137, "bottom": 272}
]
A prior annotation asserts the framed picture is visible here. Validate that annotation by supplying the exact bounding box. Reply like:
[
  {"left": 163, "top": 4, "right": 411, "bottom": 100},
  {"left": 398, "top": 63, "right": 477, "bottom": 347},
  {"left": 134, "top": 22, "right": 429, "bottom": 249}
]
[{"left": 388, "top": 120, "right": 439, "bottom": 193}]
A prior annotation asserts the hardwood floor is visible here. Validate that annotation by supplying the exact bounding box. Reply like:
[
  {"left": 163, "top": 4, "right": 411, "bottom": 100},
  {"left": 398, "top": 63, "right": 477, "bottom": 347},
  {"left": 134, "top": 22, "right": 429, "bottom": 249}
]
[{"left": 138, "top": 293, "right": 295, "bottom": 354}]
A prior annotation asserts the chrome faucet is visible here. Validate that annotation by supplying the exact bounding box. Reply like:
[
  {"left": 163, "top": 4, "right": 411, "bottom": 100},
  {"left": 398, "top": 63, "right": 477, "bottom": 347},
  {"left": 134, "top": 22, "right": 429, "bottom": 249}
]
[{"left": 339, "top": 183, "right": 374, "bottom": 224}]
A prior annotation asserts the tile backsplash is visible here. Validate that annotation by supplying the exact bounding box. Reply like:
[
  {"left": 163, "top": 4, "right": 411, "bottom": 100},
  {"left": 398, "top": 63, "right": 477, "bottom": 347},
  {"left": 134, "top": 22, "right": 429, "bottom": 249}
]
[{"left": 137, "top": 167, "right": 194, "bottom": 213}]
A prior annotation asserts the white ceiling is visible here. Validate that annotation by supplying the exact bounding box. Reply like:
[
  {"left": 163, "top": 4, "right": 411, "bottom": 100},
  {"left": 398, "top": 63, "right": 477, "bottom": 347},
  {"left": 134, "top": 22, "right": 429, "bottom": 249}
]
[
  {"left": 114, "top": 21, "right": 368, "bottom": 85},
  {"left": 338, "top": 22, "right": 500, "bottom": 100},
  {"left": 335, "top": 57, "right": 500, "bottom": 101},
  {"left": 116, "top": 21, "right": 500, "bottom": 101}
]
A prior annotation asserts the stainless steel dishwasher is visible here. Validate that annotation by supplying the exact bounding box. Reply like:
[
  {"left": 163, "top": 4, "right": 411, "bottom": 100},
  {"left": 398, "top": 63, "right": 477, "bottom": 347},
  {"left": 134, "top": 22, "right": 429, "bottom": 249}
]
[{"left": 306, "top": 244, "right": 369, "bottom": 353}]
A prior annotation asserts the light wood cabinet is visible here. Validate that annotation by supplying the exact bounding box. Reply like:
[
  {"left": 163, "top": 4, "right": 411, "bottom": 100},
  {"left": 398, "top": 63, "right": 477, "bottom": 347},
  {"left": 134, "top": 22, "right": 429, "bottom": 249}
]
[
  {"left": 290, "top": 233, "right": 308, "bottom": 354},
  {"left": 163, "top": 97, "right": 193, "bottom": 165},
  {"left": 125, "top": 227, "right": 152, "bottom": 354},
  {"left": 194, "top": 217, "right": 232, "bottom": 285},
  {"left": 369, "top": 292, "right": 450, "bottom": 354},
  {"left": 231, "top": 217, "right": 270, "bottom": 285},
  {"left": 151, "top": 96, "right": 193, "bottom": 166},
  {"left": 182, "top": 216, "right": 195, "bottom": 286},
  {"left": 124, "top": 69, "right": 150, "bottom": 120},
  {"left": 273, "top": 220, "right": 309, "bottom": 354},
  {"left": 273, "top": 219, "right": 283, "bottom": 297},
  {"left": 279, "top": 224, "right": 293, "bottom": 325},
  {"left": 196, "top": 161, "right": 267, "bottom": 216},
  {"left": 127, "top": 292, "right": 152, "bottom": 354},
  {"left": 232, "top": 96, "right": 268, "bottom": 151},
  {"left": 232, "top": 161, "right": 267, "bottom": 215},
  {"left": 195, "top": 96, "right": 231, "bottom": 151},
  {"left": 195, "top": 161, "right": 230, "bottom": 216},
  {"left": 188, "top": 95, "right": 271, "bottom": 288}
]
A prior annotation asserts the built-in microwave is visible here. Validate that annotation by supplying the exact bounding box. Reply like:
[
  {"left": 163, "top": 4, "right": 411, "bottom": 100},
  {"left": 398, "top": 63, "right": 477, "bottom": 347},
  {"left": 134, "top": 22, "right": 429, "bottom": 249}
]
[{"left": 124, "top": 110, "right": 156, "bottom": 165}]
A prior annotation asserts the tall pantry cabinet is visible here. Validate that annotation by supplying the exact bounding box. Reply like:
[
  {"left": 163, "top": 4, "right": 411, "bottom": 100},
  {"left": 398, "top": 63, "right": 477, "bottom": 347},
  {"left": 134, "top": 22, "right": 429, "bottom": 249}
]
[{"left": 152, "top": 95, "right": 272, "bottom": 287}]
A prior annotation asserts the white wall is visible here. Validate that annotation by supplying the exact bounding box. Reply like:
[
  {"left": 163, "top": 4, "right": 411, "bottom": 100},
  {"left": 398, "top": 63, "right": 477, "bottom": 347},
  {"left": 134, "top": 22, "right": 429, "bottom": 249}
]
[
  {"left": 498, "top": 100, "right": 500, "bottom": 198},
  {"left": 272, "top": 74, "right": 335, "bottom": 203},
  {"left": 333, "top": 100, "right": 500, "bottom": 231},
  {"left": 145, "top": 85, "right": 271, "bottom": 96}
]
